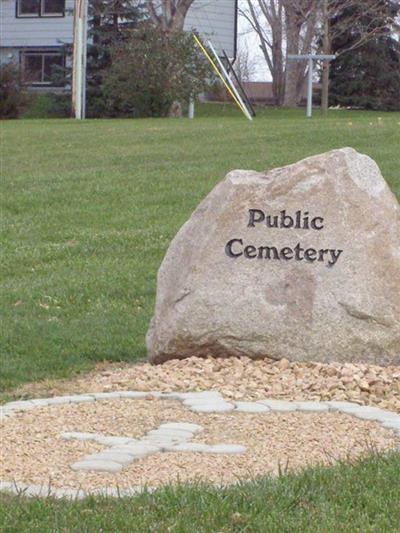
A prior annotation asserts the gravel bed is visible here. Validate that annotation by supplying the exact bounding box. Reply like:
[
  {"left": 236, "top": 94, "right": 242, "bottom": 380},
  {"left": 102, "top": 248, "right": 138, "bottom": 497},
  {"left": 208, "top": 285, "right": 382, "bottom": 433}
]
[
  {"left": 8, "top": 357, "right": 400, "bottom": 413},
  {"left": 1, "top": 397, "right": 399, "bottom": 491}
]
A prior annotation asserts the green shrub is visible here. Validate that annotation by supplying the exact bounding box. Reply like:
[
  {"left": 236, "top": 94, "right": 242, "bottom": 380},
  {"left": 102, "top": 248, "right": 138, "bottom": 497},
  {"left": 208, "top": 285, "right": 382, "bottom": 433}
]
[
  {"left": 22, "top": 93, "right": 71, "bottom": 118},
  {"left": 0, "top": 63, "right": 28, "bottom": 118},
  {"left": 101, "top": 27, "right": 210, "bottom": 118}
]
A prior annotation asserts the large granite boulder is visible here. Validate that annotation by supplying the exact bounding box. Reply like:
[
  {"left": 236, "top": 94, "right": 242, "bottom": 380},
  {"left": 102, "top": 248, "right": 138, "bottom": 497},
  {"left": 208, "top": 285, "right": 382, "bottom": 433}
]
[{"left": 147, "top": 148, "right": 400, "bottom": 365}]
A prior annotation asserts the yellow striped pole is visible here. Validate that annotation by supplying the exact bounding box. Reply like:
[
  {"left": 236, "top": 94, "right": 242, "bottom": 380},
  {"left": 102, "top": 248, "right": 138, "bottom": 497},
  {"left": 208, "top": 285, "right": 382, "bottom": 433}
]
[{"left": 193, "top": 33, "right": 250, "bottom": 120}]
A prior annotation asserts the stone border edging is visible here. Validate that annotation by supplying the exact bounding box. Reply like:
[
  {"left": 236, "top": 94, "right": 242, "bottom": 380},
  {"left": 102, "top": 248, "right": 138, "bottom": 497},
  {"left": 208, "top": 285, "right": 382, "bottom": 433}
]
[{"left": 1, "top": 390, "right": 399, "bottom": 499}]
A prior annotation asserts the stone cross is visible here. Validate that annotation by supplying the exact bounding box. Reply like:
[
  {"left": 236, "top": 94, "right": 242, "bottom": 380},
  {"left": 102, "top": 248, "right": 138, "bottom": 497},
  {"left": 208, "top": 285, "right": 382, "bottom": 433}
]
[{"left": 62, "top": 423, "right": 246, "bottom": 473}]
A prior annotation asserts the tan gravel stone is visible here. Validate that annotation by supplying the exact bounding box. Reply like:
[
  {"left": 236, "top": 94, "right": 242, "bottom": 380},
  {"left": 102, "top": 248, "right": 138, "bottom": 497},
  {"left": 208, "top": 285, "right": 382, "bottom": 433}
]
[
  {"left": 5, "top": 357, "right": 399, "bottom": 414},
  {"left": 1, "top": 398, "right": 399, "bottom": 491}
]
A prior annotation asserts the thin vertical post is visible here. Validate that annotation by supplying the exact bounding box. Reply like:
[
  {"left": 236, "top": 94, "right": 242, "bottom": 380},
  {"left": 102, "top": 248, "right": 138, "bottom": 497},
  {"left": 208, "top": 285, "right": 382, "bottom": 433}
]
[
  {"left": 188, "top": 97, "right": 195, "bottom": 119},
  {"left": 288, "top": 54, "right": 335, "bottom": 118},
  {"left": 72, "top": 0, "right": 88, "bottom": 120},
  {"left": 72, "top": 1, "right": 80, "bottom": 119},
  {"left": 81, "top": 0, "right": 88, "bottom": 119},
  {"left": 307, "top": 57, "right": 313, "bottom": 118}
]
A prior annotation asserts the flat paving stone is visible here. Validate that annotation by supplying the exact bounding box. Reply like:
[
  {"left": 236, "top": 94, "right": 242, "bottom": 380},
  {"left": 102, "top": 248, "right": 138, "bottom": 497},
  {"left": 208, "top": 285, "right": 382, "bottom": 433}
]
[
  {"left": 85, "top": 452, "right": 134, "bottom": 465},
  {"left": 381, "top": 421, "right": 400, "bottom": 430},
  {"left": 208, "top": 444, "right": 247, "bottom": 454},
  {"left": 166, "top": 442, "right": 213, "bottom": 453},
  {"left": 324, "top": 401, "right": 362, "bottom": 411},
  {"left": 370, "top": 411, "right": 400, "bottom": 422},
  {"left": 50, "top": 395, "right": 94, "bottom": 404},
  {"left": 4, "top": 483, "right": 87, "bottom": 500},
  {"left": 89, "top": 487, "right": 121, "bottom": 498},
  {"left": 67, "top": 395, "right": 95, "bottom": 403},
  {"left": 147, "top": 429, "right": 192, "bottom": 439},
  {"left": 61, "top": 432, "right": 100, "bottom": 441},
  {"left": 142, "top": 437, "right": 185, "bottom": 447},
  {"left": 0, "top": 408, "right": 14, "bottom": 418},
  {"left": 89, "top": 392, "right": 122, "bottom": 400},
  {"left": 95, "top": 436, "right": 137, "bottom": 446},
  {"left": 142, "top": 434, "right": 181, "bottom": 442},
  {"left": 295, "top": 401, "right": 329, "bottom": 412},
  {"left": 4, "top": 400, "right": 36, "bottom": 411},
  {"left": 112, "top": 443, "right": 161, "bottom": 455},
  {"left": 0, "top": 482, "right": 14, "bottom": 491},
  {"left": 189, "top": 402, "right": 235, "bottom": 413},
  {"left": 158, "top": 392, "right": 186, "bottom": 400},
  {"left": 143, "top": 435, "right": 193, "bottom": 444},
  {"left": 29, "top": 399, "right": 51, "bottom": 407},
  {"left": 256, "top": 400, "right": 298, "bottom": 412},
  {"left": 159, "top": 422, "right": 203, "bottom": 432},
  {"left": 18, "top": 485, "right": 52, "bottom": 497},
  {"left": 118, "top": 391, "right": 149, "bottom": 399},
  {"left": 179, "top": 391, "right": 223, "bottom": 400},
  {"left": 110, "top": 450, "right": 152, "bottom": 459},
  {"left": 51, "top": 488, "right": 87, "bottom": 500},
  {"left": 338, "top": 406, "right": 399, "bottom": 422},
  {"left": 182, "top": 399, "right": 225, "bottom": 407},
  {"left": 235, "top": 402, "right": 270, "bottom": 413},
  {"left": 45, "top": 397, "right": 73, "bottom": 405},
  {"left": 71, "top": 460, "right": 123, "bottom": 473}
]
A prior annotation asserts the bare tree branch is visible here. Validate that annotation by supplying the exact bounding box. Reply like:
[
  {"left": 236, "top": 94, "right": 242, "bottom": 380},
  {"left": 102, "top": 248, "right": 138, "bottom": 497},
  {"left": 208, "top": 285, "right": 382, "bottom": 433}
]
[
  {"left": 146, "top": 0, "right": 161, "bottom": 26},
  {"left": 145, "top": 0, "right": 195, "bottom": 32}
]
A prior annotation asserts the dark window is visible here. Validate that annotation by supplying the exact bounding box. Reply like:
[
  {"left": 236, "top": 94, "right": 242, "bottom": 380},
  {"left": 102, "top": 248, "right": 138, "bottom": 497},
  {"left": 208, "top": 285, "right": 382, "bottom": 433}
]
[
  {"left": 23, "top": 54, "right": 43, "bottom": 83},
  {"left": 43, "top": 53, "right": 63, "bottom": 82},
  {"left": 17, "top": 0, "right": 40, "bottom": 16},
  {"left": 21, "top": 51, "right": 64, "bottom": 85},
  {"left": 42, "top": 0, "right": 64, "bottom": 15},
  {"left": 16, "top": 0, "right": 64, "bottom": 17}
]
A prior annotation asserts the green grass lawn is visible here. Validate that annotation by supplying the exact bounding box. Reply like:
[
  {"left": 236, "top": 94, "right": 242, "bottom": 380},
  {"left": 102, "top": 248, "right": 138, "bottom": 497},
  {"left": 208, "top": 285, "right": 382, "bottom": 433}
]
[
  {"left": 1, "top": 105, "right": 399, "bottom": 392},
  {"left": 1, "top": 106, "right": 400, "bottom": 531},
  {"left": 1, "top": 452, "right": 399, "bottom": 532}
]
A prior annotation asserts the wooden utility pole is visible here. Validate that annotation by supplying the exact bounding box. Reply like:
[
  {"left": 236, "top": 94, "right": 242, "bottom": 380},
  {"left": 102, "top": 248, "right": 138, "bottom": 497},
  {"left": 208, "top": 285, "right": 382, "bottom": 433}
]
[
  {"left": 321, "top": 0, "right": 331, "bottom": 116},
  {"left": 72, "top": 0, "right": 88, "bottom": 119}
]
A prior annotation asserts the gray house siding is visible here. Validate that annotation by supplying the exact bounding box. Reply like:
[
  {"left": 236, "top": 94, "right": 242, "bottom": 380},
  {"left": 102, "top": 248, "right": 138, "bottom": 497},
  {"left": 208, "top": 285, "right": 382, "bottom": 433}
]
[
  {"left": 1, "top": 0, "right": 237, "bottom": 88},
  {"left": 185, "top": 0, "right": 237, "bottom": 59},
  {"left": 0, "top": 0, "right": 74, "bottom": 47},
  {"left": 1, "top": 0, "right": 236, "bottom": 53}
]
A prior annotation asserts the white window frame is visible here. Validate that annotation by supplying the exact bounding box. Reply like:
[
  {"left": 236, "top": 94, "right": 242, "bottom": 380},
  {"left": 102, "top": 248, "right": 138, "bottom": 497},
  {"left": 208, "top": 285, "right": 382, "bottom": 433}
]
[
  {"left": 21, "top": 50, "right": 64, "bottom": 85},
  {"left": 16, "top": 0, "right": 65, "bottom": 18},
  {"left": 41, "top": 0, "right": 65, "bottom": 16}
]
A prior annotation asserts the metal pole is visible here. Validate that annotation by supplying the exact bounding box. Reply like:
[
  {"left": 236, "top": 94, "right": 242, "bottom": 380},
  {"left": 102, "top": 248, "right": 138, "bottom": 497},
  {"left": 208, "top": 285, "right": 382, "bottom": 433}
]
[
  {"left": 188, "top": 97, "right": 195, "bottom": 119},
  {"left": 72, "top": 0, "right": 87, "bottom": 120},
  {"left": 81, "top": 0, "right": 88, "bottom": 119},
  {"left": 288, "top": 54, "right": 335, "bottom": 118},
  {"left": 307, "top": 57, "right": 313, "bottom": 118},
  {"left": 76, "top": 15, "right": 82, "bottom": 119},
  {"left": 193, "top": 33, "right": 249, "bottom": 120},
  {"left": 72, "top": 1, "right": 80, "bottom": 119},
  {"left": 207, "top": 40, "right": 253, "bottom": 121},
  {"left": 222, "top": 50, "right": 256, "bottom": 117}
]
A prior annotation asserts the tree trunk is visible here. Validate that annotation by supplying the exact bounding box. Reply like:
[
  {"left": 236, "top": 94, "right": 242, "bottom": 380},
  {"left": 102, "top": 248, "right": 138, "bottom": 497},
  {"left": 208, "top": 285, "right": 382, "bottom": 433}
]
[
  {"left": 321, "top": 0, "right": 330, "bottom": 115},
  {"left": 283, "top": 64, "right": 299, "bottom": 107},
  {"left": 284, "top": 20, "right": 301, "bottom": 107},
  {"left": 321, "top": 61, "right": 330, "bottom": 115}
]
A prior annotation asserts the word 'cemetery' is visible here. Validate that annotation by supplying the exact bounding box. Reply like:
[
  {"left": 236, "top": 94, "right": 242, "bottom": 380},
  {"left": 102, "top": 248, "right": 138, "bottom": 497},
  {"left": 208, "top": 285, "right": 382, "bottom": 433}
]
[{"left": 225, "top": 209, "right": 343, "bottom": 267}]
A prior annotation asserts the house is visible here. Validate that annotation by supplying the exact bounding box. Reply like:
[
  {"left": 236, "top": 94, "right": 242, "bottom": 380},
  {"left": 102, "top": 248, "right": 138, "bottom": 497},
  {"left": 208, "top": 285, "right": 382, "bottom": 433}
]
[
  {"left": 0, "top": 0, "right": 237, "bottom": 90},
  {"left": 0, "top": 0, "right": 74, "bottom": 88}
]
